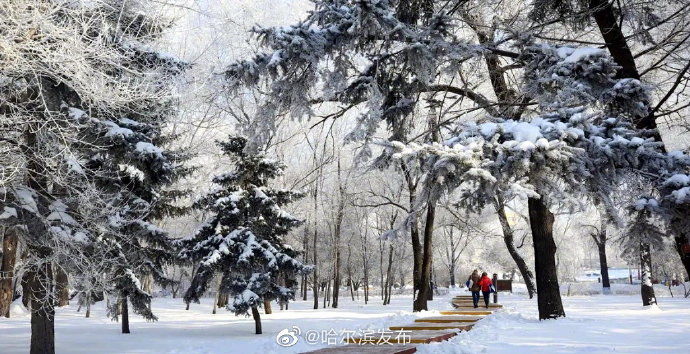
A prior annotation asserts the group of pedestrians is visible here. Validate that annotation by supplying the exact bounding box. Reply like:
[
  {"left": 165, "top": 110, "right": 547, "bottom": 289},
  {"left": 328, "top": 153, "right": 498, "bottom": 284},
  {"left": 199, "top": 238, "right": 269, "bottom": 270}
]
[{"left": 466, "top": 270, "right": 494, "bottom": 308}]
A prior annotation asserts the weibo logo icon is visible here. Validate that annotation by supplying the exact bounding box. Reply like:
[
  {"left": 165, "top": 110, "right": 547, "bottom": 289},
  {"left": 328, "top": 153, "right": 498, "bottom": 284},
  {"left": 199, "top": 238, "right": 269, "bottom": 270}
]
[{"left": 276, "top": 326, "right": 300, "bottom": 347}]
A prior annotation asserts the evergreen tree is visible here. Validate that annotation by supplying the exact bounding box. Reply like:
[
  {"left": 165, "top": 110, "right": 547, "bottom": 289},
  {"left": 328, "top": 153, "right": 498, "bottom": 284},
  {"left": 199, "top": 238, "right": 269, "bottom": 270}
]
[
  {"left": 181, "top": 136, "right": 309, "bottom": 334},
  {"left": 223, "top": 0, "right": 475, "bottom": 311},
  {"left": 0, "top": 0, "right": 188, "bottom": 346},
  {"left": 389, "top": 42, "right": 685, "bottom": 318},
  {"left": 61, "top": 2, "right": 190, "bottom": 334},
  {"left": 95, "top": 120, "right": 188, "bottom": 333}
]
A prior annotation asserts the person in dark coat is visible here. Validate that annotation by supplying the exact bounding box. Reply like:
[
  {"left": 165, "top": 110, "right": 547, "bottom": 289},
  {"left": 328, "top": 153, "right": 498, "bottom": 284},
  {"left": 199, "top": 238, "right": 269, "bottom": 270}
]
[{"left": 466, "top": 269, "right": 481, "bottom": 308}]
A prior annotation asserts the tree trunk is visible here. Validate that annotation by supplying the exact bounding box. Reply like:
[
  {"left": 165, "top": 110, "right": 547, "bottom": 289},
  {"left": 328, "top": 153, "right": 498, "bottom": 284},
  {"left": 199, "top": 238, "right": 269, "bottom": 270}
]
[
  {"left": 404, "top": 168, "right": 422, "bottom": 297},
  {"left": 411, "top": 221, "right": 422, "bottom": 296},
  {"left": 22, "top": 273, "right": 31, "bottom": 308},
  {"left": 588, "top": 0, "right": 641, "bottom": 80},
  {"left": 527, "top": 197, "right": 565, "bottom": 320},
  {"left": 449, "top": 270, "right": 455, "bottom": 288},
  {"left": 22, "top": 93, "right": 58, "bottom": 353},
  {"left": 212, "top": 280, "right": 222, "bottom": 314},
  {"left": 251, "top": 306, "right": 262, "bottom": 334},
  {"left": 121, "top": 294, "right": 130, "bottom": 334},
  {"left": 185, "top": 266, "right": 197, "bottom": 310},
  {"left": 640, "top": 242, "right": 657, "bottom": 306},
  {"left": 217, "top": 292, "right": 228, "bottom": 308},
  {"left": 384, "top": 244, "right": 394, "bottom": 305},
  {"left": 302, "top": 227, "right": 309, "bottom": 301},
  {"left": 312, "top": 226, "right": 319, "bottom": 310},
  {"left": 29, "top": 261, "right": 55, "bottom": 354},
  {"left": 0, "top": 226, "right": 19, "bottom": 317},
  {"left": 597, "top": 239, "right": 611, "bottom": 294},
  {"left": 349, "top": 279, "right": 355, "bottom": 301},
  {"left": 263, "top": 299, "right": 272, "bottom": 314},
  {"left": 323, "top": 280, "right": 329, "bottom": 308},
  {"left": 671, "top": 219, "right": 690, "bottom": 281},
  {"left": 361, "top": 228, "right": 369, "bottom": 305},
  {"left": 414, "top": 203, "right": 435, "bottom": 312},
  {"left": 386, "top": 275, "right": 395, "bottom": 305},
  {"left": 363, "top": 262, "right": 369, "bottom": 305},
  {"left": 54, "top": 267, "right": 69, "bottom": 307},
  {"left": 379, "top": 240, "right": 385, "bottom": 300},
  {"left": 346, "top": 246, "right": 356, "bottom": 302},
  {"left": 332, "top": 160, "right": 345, "bottom": 309},
  {"left": 494, "top": 197, "right": 537, "bottom": 299},
  {"left": 332, "top": 256, "right": 340, "bottom": 308},
  {"left": 85, "top": 295, "right": 91, "bottom": 318},
  {"left": 427, "top": 259, "right": 434, "bottom": 301},
  {"left": 141, "top": 275, "right": 153, "bottom": 309}
]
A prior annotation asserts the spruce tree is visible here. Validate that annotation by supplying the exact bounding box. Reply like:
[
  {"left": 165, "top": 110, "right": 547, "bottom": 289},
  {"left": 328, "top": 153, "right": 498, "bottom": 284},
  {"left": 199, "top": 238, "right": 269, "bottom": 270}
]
[
  {"left": 95, "top": 116, "right": 189, "bottom": 333},
  {"left": 63, "top": 3, "right": 191, "bottom": 333},
  {"left": 181, "top": 136, "right": 309, "bottom": 334}
]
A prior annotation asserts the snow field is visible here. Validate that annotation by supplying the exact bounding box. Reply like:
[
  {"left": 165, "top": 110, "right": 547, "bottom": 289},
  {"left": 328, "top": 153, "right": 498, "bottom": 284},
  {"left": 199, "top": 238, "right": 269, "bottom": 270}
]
[{"left": 2, "top": 288, "right": 690, "bottom": 353}]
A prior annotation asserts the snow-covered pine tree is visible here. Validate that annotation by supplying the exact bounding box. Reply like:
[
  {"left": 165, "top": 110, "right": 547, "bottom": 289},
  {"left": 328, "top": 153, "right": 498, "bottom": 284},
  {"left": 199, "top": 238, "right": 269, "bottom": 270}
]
[
  {"left": 75, "top": 9, "right": 190, "bottom": 334},
  {"left": 181, "top": 136, "right": 309, "bottom": 334},
  {"left": 222, "top": 0, "right": 482, "bottom": 312},
  {"left": 531, "top": 0, "right": 690, "bottom": 281},
  {"left": 94, "top": 114, "right": 188, "bottom": 334},
  {"left": 0, "top": 0, "right": 187, "bottom": 348},
  {"left": 389, "top": 42, "right": 679, "bottom": 319}
]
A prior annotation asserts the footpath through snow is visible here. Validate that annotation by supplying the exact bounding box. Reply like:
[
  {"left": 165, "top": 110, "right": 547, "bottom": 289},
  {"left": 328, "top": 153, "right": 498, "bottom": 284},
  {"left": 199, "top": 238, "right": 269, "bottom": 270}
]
[
  {"left": 418, "top": 293, "right": 690, "bottom": 353},
  {"left": 1, "top": 289, "right": 690, "bottom": 353}
]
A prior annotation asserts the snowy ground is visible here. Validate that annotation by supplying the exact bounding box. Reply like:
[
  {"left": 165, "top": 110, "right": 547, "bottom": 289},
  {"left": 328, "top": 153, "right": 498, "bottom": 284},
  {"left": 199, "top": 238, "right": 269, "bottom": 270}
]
[
  {"left": 420, "top": 293, "right": 690, "bottom": 353},
  {"left": 1, "top": 287, "right": 690, "bottom": 353}
]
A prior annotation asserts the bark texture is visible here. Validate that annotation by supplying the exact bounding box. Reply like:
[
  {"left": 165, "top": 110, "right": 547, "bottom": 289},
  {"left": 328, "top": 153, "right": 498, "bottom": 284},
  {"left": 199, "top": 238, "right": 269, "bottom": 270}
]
[
  {"left": 597, "top": 240, "right": 611, "bottom": 292},
  {"left": 121, "top": 295, "right": 130, "bottom": 334},
  {"left": 0, "top": 226, "right": 20, "bottom": 317},
  {"left": 251, "top": 306, "right": 262, "bottom": 334},
  {"left": 671, "top": 218, "right": 690, "bottom": 281},
  {"left": 54, "top": 267, "right": 69, "bottom": 307},
  {"left": 639, "top": 242, "right": 657, "bottom": 306},
  {"left": 263, "top": 299, "right": 272, "bottom": 314},
  {"left": 414, "top": 203, "right": 435, "bottom": 312},
  {"left": 528, "top": 197, "right": 565, "bottom": 320},
  {"left": 29, "top": 261, "right": 55, "bottom": 354}
]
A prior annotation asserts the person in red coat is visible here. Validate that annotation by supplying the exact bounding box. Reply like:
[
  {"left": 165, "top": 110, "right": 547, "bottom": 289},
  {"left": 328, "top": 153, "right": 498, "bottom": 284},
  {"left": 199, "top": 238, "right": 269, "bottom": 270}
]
[{"left": 477, "top": 272, "right": 493, "bottom": 308}]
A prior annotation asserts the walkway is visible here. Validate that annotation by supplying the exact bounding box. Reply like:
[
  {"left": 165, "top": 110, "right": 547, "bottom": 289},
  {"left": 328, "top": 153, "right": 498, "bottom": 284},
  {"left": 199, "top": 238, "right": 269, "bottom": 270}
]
[{"left": 304, "top": 294, "right": 503, "bottom": 353}]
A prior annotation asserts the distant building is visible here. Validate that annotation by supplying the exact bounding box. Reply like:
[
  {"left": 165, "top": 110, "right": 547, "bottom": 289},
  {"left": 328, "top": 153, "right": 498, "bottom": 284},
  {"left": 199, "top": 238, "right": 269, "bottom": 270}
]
[{"left": 575, "top": 268, "right": 631, "bottom": 283}]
